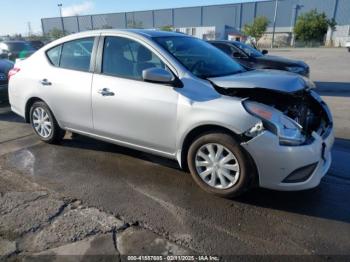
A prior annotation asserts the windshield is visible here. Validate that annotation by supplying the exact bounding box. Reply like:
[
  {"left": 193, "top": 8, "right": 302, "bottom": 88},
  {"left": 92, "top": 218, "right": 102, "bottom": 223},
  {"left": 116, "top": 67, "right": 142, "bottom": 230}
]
[
  {"left": 233, "top": 42, "right": 263, "bottom": 58},
  {"left": 153, "top": 36, "right": 245, "bottom": 78}
]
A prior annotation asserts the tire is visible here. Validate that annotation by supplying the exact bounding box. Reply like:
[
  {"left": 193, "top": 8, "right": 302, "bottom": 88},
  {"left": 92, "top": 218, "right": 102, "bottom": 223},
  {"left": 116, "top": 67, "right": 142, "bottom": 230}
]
[
  {"left": 29, "top": 101, "right": 65, "bottom": 144},
  {"left": 348, "top": 47, "right": 350, "bottom": 53},
  {"left": 187, "top": 132, "right": 253, "bottom": 198}
]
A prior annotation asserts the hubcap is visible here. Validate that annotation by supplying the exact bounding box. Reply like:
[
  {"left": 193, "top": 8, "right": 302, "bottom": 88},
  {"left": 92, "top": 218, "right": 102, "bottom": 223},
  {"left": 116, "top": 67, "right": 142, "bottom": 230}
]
[
  {"left": 195, "top": 143, "right": 240, "bottom": 189},
  {"left": 32, "top": 107, "right": 52, "bottom": 138}
]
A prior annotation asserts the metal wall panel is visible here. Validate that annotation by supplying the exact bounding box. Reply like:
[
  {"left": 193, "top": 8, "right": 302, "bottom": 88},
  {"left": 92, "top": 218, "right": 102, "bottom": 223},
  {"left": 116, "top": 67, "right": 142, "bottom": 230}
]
[
  {"left": 174, "top": 7, "right": 202, "bottom": 27},
  {"left": 78, "top": 16, "right": 93, "bottom": 31},
  {"left": 202, "top": 4, "right": 240, "bottom": 28},
  {"left": 274, "top": 0, "right": 295, "bottom": 28},
  {"left": 256, "top": 1, "right": 275, "bottom": 25},
  {"left": 134, "top": 11, "right": 154, "bottom": 28},
  {"left": 92, "top": 13, "right": 126, "bottom": 29},
  {"left": 42, "top": 0, "right": 350, "bottom": 35},
  {"left": 334, "top": 0, "right": 350, "bottom": 25},
  {"left": 154, "top": 9, "right": 173, "bottom": 27},
  {"left": 298, "top": 0, "right": 335, "bottom": 19},
  {"left": 63, "top": 17, "right": 79, "bottom": 33},
  {"left": 241, "top": 2, "right": 256, "bottom": 28},
  {"left": 42, "top": 17, "right": 63, "bottom": 34}
]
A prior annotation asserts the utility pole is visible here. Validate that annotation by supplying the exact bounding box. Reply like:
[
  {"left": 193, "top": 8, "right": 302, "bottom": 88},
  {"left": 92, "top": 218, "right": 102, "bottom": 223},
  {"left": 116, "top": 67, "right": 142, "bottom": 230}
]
[
  {"left": 290, "top": 4, "right": 303, "bottom": 47},
  {"left": 58, "top": 3, "right": 65, "bottom": 34},
  {"left": 27, "top": 22, "right": 33, "bottom": 37},
  {"left": 271, "top": 0, "right": 279, "bottom": 48},
  {"left": 58, "top": 3, "right": 63, "bottom": 17}
]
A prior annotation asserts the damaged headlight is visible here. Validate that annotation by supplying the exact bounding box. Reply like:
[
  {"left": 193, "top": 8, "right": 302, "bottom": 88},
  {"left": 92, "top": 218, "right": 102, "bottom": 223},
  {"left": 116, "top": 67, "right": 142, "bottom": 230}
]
[{"left": 244, "top": 101, "right": 306, "bottom": 146}]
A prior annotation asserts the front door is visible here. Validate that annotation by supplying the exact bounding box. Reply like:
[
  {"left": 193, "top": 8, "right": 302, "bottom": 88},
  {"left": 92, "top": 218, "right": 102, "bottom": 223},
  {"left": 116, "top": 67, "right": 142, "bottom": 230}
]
[{"left": 91, "top": 36, "right": 179, "bottom": 154}]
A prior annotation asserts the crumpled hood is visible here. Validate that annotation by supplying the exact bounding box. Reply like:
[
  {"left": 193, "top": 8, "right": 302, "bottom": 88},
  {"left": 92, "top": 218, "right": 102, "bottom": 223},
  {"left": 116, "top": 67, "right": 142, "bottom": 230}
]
[{"left": 208, "top": 69, "right": 310, "bottom": 93}]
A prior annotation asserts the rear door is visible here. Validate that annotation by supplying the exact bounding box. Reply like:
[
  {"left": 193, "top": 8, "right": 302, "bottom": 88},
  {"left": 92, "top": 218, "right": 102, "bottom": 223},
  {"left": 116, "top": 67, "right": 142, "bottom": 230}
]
[{"left": 43, "top": 37, "right": 97, "bottom": 132}]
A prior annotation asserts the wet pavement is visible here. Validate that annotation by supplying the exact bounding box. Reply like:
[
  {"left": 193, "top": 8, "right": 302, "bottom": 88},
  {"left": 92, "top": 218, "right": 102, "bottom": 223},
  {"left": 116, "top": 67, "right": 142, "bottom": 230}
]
[
  {"left": 1, "top": 105, "right": 350, "bottom": 255},
  {"left": 0, "top": 48, "right": 350, "bottom": 255}
]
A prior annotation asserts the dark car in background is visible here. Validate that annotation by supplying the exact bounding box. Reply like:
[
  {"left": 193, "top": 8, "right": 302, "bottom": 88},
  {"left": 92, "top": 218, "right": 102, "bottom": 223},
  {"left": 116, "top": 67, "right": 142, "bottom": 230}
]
[
  {"left": 209, "top": 40, "right": 310, "bottom": 77},
  {"left": 0, "top": 41, "right": 36, "bottom": 61},
  {"left": 27, "top": 40, "right": 45, "bottom": 50},
  {"left": 0, "top": 58, "right": 14, "bottom": 104}
]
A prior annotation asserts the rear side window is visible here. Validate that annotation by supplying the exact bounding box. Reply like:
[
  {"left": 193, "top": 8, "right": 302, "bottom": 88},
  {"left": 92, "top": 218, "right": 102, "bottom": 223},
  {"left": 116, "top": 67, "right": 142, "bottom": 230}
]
[
  {"left": 47, "top": 45, "right": 62, "bottom": 66},
  {"left": 46, "top": 37, "right": 94, "bottom": 72}
]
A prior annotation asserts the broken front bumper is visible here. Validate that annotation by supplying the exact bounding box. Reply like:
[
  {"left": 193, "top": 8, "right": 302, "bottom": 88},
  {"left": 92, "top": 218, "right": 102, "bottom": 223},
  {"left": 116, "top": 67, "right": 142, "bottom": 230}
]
[{"left": 242, "top": 127, "right": 334, "bottom": 191}]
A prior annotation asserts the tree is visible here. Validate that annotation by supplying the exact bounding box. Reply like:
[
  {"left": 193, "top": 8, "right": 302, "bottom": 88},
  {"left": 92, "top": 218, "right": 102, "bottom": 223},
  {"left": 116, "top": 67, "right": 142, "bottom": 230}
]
[
  {"left": 243, "top": 16, "right": 269, "bottom": 41},
  {"left": 49, "top": 28, "right": 65, "bottom": 40},
  {"left": 159, "top": 25, "right": 173, "bottom": 32},
  {"left": 294, "top": 9, "right": 336, "bottom": 43}
]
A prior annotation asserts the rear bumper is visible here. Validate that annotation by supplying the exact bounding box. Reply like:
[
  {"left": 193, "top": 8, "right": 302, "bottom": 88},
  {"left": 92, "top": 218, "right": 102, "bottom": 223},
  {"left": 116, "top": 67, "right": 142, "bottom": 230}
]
[{"left": 242, "top": 128, "right": 334, "bottom": 191}]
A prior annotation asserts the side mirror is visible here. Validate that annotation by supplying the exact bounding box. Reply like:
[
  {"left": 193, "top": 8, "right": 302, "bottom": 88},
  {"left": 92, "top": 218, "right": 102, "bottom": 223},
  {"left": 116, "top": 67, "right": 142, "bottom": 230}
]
[
  {"left": 143, "top": 67, "right": 175, "bottom": 84},
  {"left": 262, "top": 50, "right": 268, "bottom": 55}
]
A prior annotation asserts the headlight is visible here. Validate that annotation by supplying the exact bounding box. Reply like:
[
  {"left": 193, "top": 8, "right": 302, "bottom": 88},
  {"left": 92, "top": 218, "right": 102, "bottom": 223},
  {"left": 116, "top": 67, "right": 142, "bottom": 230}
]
[
  {"left": 244, "top": 101, "right": 306, "bottom": 146},
  {"left": 286, "top": 66, "right": 304, "bottom": 74}
]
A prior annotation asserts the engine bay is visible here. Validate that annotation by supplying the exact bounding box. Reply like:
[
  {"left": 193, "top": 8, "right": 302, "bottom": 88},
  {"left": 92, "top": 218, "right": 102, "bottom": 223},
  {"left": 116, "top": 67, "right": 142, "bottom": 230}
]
[{"left": 214, "top": 86, "right": 332, "bottom": 138}]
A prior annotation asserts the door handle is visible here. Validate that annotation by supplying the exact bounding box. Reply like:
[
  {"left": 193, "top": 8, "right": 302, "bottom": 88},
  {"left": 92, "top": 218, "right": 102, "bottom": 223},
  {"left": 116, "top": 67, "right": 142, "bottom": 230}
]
[
  {"left": 41, "top": 79, "right": 52, "bottom": 86},
  {"left": 98, "top": 88, "right": 115, "bottom": 96}
]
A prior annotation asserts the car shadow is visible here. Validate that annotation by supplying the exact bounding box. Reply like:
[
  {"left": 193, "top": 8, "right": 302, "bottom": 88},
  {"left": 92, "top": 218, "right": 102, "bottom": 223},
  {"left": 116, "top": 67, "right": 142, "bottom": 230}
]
[
  {"left": 60, "top": 134, "right": 350, "bottom": 224},
  {"left": 0, "top": 106, "right": 26, "bottom": 123},
  {"left": 61, "top": 133, "right": 182, "bottom": 172},
  {"left": 315, "top": 81, "right": 350, "bottom": 97}
]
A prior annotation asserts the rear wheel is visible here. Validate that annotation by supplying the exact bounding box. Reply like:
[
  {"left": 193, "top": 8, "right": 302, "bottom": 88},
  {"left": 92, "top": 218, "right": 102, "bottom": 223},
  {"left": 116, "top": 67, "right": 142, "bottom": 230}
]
[
  {"left": 30, "top": 101, "right": 65, "bottom": 144},
  {"left": 187, "top": 132, "right": 253, "bottom": 198}
]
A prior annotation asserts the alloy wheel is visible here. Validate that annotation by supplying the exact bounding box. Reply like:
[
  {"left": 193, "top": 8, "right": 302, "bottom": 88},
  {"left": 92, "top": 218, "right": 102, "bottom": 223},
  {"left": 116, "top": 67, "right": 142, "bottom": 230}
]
[{"left": 32, "top": 107, "right": 52, "bottom": 138}]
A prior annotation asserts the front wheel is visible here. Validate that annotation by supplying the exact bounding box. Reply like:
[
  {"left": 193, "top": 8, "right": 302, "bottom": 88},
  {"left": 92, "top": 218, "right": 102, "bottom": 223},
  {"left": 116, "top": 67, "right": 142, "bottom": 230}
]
[
  {"left": 187, "top": 132, "right": 253, "bottom": 198},
  {"left": 30, "top": 101, "right": 65, "bottom": 144}
]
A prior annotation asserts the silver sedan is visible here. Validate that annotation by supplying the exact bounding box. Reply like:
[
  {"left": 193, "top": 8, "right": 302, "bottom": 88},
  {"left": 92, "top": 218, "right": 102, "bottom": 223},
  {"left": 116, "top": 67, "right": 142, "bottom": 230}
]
[{"left": 8, "top": 30, "right": 334, "bottom": 197}]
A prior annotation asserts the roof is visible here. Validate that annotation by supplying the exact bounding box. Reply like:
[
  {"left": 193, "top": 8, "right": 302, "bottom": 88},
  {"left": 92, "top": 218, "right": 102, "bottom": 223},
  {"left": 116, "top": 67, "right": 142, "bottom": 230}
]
[{"left": 70, "top": 29, "right": 188, "bottom": 39}]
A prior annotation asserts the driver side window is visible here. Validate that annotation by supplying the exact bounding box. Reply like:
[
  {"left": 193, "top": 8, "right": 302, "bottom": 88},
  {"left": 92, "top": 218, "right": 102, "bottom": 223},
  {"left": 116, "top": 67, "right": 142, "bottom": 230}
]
[{"left": 102, "top": 36, "right": 165, "bottom": 80}]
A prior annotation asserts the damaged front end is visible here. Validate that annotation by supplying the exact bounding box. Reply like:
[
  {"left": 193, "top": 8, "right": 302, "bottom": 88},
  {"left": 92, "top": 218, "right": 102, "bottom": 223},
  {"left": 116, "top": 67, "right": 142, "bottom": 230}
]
[{"left": 215, "top": 87, "right": 333, "bottom": 146}]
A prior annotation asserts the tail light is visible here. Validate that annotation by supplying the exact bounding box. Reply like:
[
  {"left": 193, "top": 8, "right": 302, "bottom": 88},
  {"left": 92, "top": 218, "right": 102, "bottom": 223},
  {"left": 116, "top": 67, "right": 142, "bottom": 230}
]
[{"left": 8, "top": 68, "right": 21, "bottom": 80}]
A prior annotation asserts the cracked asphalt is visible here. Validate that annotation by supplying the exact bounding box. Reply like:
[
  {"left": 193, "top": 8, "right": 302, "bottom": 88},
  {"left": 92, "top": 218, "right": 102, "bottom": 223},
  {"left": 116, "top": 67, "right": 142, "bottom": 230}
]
[{"left": 0, "top": 48, "right": 350, "bottom": 257}]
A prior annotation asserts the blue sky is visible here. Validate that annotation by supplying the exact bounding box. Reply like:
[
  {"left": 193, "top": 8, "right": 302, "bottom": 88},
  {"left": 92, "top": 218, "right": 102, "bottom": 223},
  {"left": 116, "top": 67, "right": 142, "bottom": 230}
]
[{"left": 0, "top": 0, "right": 263, "bottom": 35}]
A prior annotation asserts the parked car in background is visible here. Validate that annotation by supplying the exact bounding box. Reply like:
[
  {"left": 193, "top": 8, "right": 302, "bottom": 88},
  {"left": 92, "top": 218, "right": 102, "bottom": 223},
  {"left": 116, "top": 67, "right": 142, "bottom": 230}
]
[
  {"left": 0, "top": 41, "right": 36, "bottom": 61},
  {"left": 9, "top": 30, "right": 333, "bottom": 197},
  {"left": 209, "top": 40, "right": 310, "bottom": 77},
  {"left": 27, "top": 40, "right": 45, "bottom": 50},
  {"left": 0, "top": 58, "right": 14, "bottom": 104}
]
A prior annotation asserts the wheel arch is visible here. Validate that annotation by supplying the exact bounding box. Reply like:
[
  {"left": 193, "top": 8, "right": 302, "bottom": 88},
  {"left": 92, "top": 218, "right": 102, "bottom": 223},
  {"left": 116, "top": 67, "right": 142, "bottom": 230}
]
[
  {"left": 24, "top": 97, "right": 46, "bottom": 123},
  {"left": 178, "top": 124, "right": 259, "bottom": 187},
  {"left": 178, "top": 124, "right": 242, "bottom": 170}
]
